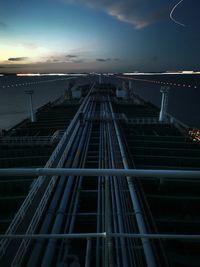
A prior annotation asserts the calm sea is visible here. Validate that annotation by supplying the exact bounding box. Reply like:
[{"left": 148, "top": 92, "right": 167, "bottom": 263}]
[
  {"left": 0, "top": 74, "right": 199, "bottom": 130},
  {"left": 130, "top": 74, "right": 200, "bottom": 128},
  {"left": 0, "top": 75, "right": 72, "bottom": 130}
]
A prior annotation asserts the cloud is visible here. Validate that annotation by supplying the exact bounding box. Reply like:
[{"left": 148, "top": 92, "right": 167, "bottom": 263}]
[
  {"left": 73, "top": 59, "right": 84, "bottom": 63},
  {"left": 45, "top": 58, "right": 65, "bottom": 63},
  {"left": 44, "top": 54, "right": 84, "bottom": 64},
  {"left": 66, "top": 54, "right": 78, "bottom": 58},
  {"left": 96, "top": 58, "right": 111, "bottom": 62},
  {"left": 64, "top": 0, "right": 169, "bottom": 29},
  {"left": 8, "top": 57, "right": 29, "bottom": 62},
  {"left": 96, "top": 58, "right": 121, "bottom": 62},
  {"left": 0, "top": 64, "right": 27, "bottom": 69}
]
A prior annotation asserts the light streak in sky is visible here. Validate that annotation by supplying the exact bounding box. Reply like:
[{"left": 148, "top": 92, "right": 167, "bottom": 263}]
[{"left": 170, "top": 0, "right": 185, "bottom": 27}]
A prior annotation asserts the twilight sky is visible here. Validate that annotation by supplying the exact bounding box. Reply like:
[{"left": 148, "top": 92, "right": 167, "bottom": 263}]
[{"left": 0, "top": 0, "right": 200, "bottom": 73}]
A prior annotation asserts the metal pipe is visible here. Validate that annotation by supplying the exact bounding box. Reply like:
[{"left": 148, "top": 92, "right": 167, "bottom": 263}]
[
  {"left": 107, "top": 124, "right": 121, "bottom": 267},
  {"left": 0, "top": 87, "right": 93, "bottom": 260},
  {"left": 85, "top": 238, "right": 92, "bottom": 267},
  {"left": 107, "top": 121, "right": 129, "bottom": 266},
  {"left": 10, "top": 119, "right": 83, "bottom": 265},
  {"left": 56, "top": 122, "right": 92, "bottom": 264},
  {"left": 109, "top": 233, "right": 200, "bottom": 240},
  {"left": 60, "top": 122, "right": 93, "bottom": 264},
  {"left": 104, "top": 122, "right": 115, "bottom": 267},
  {"left": 28, "top": 176, "right": 66, "bottom": 266},
  {"left": 97, "top": 103, "right": 105, "bottom": 266},
  {"left": 41, "top": 94, "right": 96, "bottom": 266},
  {"left": 27, "top": 121, "right": 85, "bottom": 266},
  {"left": 103, "top": 122, "right": 109, "bottom": 267},
  {"left": 106, "top": 100, "right": 131, "bottom": 265},
  {"left": 1, "top": 233, "right": 200, "bottom": 240},
  {"left": 4, "top": 83, "right": 94, "bottom": 259},
  {"left": 0, "top": 233, "right": 106, "bottom": 240},
  {"left": 96, "top": 119, "right": 102, "bottom": 267},
  {"left": 0, "top": 168, "right": 199, "bottom": 179},
  {"left": 58, "top": 177, "right": 83, "bottom": 263},
  {"left": 40, "top": 189, "right": 74, "bottom": 263},
  {"left": 96, "top": 104, "right": 104, "bottom": 267},
  {"left": 27, "top": 123, "right": 85, "bottom": 266},
  {"left": 14, "top": 103, "right": 88, "bottom": 266},
  {"left": 109, "top": 101, "right": 157, "bottom": 267},
  {"left": 62, "top": 127, "right": 91, "bottom": 234}
]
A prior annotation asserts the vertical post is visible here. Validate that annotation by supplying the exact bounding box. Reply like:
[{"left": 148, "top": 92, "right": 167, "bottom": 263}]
[
  {"left": 85, "top": 238, "right": 92, "bottom": 267},
  {"left": 128, "top": 80, "right": 134, "bottom": 99},
  {"left": 128, "top": 80, "right": 132, "bottom": 91},
  {"left": 25, "top": 90, "right": 36, "bottom": 122},
  {"left": 159, "top": 86, "right": 170, "bottom": 122},
  {"left": 122, "top": 81, "right": 129, "bottom": 100},
  {"left": 122, "top": 81, "right": 126, "bottom": 91},
  {"left": 105, "top": 177, "right": 114, "bottom": 266},
  {"left": 64, "top": 81, "right": 72, "bottom": 100},
  {"left": 99, "top": 74, "right": 102, "bottom": 84},
  {"left": 104, "top": 176, "right": 109, "bottom": 267}
]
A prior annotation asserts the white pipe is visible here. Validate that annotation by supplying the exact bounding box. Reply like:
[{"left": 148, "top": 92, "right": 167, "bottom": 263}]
[
  {"left": 1, "top": 233, "right": 200, "bottom": 240},
  {"left": 0, "top": 233, "right": 106, "bottom": 240},
  {"left": 110, "top": 233, "right": 200, "bottom": 239},
  {"left": 0, "top": 168, "right": 199, "bottom": 178},
  {"left": 109, "top": 102, "right": 157, "bottom": 267}
]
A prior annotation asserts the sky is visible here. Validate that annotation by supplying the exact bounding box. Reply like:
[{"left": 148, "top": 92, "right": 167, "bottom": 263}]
[{"left": 0, "top": 0, "right": 200, "bottom": 73}]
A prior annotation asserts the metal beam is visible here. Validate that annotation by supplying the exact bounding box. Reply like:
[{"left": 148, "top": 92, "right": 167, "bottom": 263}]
[
  {"left": 0, "top": 168, "right": 199, "bottom": 179},
  {"left": 146, "top": 194, "right": 200, "bottom": 200},
  {"left": 0, "top": 233, "right": 106, "bottom": 240},
  {"left": 109, "top": 101, "right": 157, "bottom": 267},
  {"left": 1, "top": 233, "right": 200, "bottom": 240}
]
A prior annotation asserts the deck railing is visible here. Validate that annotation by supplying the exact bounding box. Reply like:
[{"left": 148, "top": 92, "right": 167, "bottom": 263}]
[
  {"left": 0, "top": 168, "right": 199, "bottom": 245},
  {"left": 0, "top": 167, "right": 199, "bottom": 179}
]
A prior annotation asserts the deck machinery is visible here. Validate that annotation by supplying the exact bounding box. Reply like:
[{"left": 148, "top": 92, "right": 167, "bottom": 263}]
[{"left": 0, "top": 81, "right": 200, "bottom": 267}]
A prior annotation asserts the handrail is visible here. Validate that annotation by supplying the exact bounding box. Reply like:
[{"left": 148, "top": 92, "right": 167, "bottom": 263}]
[
  {"left": 109, "top": 100, "right": 157, "bottom": 267},
  {"left": 0, "top": 233, "right": 200, "bottom": 240},
  {"left": 0, "top": 136, "right": 52, "bottom": 144},
  {"left": 126, "top": 117, "right": 161, "bottom": 124},
  {"left": 0, "top": 82, "right": 96, "bottom": 257},
  {"left": 0, "top": 168, "right": 199, "bottom": 178},
  {"left": 85, "top": 112, "right": 125, "bottom": 121}
]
